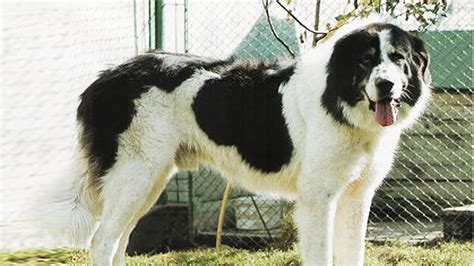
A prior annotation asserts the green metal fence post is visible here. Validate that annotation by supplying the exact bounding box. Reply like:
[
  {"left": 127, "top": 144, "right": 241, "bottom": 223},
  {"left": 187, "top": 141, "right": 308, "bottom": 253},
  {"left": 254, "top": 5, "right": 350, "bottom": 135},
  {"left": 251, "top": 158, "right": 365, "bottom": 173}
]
[{"left": 149, "top": 0, "right": 164, "bottom": 50}]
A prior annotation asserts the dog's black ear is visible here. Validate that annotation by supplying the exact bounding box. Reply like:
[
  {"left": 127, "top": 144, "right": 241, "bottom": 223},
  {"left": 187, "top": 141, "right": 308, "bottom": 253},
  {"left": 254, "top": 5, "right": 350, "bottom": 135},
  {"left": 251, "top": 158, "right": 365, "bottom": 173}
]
[{"left": 409, "top": 33, "right": 431, "bottom": 85}]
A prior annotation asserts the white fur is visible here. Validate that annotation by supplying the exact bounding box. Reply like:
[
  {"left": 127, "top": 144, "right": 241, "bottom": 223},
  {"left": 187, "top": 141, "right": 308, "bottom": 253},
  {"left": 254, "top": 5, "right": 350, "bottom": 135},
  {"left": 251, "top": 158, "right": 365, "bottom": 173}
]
[{"left": 72, "top": 17, "right": 430, "bottom": 266}]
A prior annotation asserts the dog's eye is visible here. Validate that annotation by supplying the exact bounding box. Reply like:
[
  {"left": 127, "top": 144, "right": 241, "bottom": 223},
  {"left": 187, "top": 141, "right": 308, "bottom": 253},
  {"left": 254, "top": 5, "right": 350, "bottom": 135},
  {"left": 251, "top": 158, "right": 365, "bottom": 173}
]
[
  {"left": 359, "top": 55, "right": 372, "bottom": 65},
  {"left": 389, "top": 52, "right": 405, "bottom": 62}
]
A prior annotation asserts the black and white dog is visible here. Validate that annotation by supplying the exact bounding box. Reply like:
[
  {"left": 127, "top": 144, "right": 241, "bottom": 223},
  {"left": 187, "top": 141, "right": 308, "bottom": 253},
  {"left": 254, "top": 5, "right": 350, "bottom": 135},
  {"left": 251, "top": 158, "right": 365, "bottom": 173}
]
[{"left": 72, "top": 17, "right": 431, "bottom": 265}]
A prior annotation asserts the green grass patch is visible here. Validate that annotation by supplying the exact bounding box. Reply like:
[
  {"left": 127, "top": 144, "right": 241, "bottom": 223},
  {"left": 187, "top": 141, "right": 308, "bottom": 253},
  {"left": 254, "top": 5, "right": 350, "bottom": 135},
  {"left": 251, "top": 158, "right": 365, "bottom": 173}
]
[
  {"left": 0, "top": 241, "right": 471, "bottom": 265},
  {"left": 365, "top": 241, "right": 473, "bottom": 265}
]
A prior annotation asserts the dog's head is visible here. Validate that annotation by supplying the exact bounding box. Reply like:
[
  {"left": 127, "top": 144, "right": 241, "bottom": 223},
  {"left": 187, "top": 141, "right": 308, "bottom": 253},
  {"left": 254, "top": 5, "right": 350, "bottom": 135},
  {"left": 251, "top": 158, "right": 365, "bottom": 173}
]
[{"left": 322, "top": 21, "right": 431, "bottom": 131}]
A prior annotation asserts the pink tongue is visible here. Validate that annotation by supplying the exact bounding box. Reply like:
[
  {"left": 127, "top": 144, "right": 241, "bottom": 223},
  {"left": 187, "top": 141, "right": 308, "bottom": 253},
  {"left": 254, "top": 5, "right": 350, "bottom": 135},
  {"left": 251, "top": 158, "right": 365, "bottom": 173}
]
[{"left": 375, "top": 101, "right": 394, "bottom": 127}]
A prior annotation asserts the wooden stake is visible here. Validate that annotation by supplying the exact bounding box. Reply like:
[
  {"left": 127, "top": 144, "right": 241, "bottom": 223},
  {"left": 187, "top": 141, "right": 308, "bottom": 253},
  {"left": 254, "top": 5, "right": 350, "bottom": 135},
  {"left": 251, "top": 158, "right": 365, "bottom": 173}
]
[{"left": 216, "top": 182, "right": 232, "bottom": 253}]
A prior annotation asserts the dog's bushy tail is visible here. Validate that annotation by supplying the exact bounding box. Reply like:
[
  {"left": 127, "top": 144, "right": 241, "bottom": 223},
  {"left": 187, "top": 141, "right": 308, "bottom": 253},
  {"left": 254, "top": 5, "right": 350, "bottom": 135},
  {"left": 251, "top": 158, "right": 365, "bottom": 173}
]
[{"left": 70, "top": 149, "right": 100, "bottom": 248}]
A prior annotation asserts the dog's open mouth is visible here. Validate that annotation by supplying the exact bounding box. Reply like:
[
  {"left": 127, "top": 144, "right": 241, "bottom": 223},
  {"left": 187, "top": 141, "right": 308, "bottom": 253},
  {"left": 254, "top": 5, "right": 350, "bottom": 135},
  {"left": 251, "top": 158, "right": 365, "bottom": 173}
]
[{"left": 369, "top": 98, "right": 401, "bottom": 127}]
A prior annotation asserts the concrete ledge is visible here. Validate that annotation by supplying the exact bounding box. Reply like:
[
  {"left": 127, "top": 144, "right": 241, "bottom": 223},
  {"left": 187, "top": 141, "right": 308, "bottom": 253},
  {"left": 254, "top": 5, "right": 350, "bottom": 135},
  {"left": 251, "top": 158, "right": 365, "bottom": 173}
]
[{"left": 442, "top": 205, "right": 473, "bottom": 240}]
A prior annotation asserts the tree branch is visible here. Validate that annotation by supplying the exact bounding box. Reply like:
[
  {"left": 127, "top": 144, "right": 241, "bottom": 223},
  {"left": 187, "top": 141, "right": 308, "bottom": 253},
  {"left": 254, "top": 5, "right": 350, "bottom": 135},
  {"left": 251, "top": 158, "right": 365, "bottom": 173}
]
[
  {"left": 275, "top": 0, "right": 327, "bottom": 36},
  {"left": 262, "top": 0, "right": 295, "bottom": 58}
]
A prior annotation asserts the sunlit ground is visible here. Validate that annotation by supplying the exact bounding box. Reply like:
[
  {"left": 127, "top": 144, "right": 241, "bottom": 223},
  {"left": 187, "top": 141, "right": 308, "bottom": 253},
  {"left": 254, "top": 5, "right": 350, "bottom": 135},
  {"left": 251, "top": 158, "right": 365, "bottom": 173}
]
[{"left": 0, "top": 241, "right": 471, "bottom": 265}]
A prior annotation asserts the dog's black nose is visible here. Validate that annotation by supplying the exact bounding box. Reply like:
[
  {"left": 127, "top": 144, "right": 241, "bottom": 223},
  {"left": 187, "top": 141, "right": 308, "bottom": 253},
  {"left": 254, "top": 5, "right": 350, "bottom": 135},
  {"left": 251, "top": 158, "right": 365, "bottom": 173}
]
[{"left": 376, "top": 79, "right": 394, "bottom": 99}]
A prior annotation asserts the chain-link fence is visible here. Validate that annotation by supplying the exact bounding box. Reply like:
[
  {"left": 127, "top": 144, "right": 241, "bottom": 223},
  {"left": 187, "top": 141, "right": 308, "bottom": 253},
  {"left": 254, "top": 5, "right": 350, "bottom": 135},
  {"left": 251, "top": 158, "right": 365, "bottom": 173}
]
[
  {"left": 0, "top": 0, "right": 471, "bottom": 252},
  {"left": 158, "top": 0, "right": 473, "bottom": 249}
]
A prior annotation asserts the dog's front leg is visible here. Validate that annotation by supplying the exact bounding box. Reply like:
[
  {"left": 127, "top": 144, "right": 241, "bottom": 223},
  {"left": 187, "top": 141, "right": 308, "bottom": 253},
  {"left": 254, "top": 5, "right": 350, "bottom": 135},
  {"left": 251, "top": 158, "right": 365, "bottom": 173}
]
[
  {"left": 295, "top": 183, "right": 340, "bottom": 265},
  {"left": 333, "top": 134, "right": 399, "bottom": 265},
  {"left": 333, "top": 178, "right": 376, "bottom": 266}
]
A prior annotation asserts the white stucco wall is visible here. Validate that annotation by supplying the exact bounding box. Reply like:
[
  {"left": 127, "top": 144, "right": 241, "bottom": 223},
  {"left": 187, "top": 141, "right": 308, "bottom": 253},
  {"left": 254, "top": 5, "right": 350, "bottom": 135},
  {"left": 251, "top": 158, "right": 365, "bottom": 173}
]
[{"left": 0, "top": 1, "right": 150, "bottom": 250}]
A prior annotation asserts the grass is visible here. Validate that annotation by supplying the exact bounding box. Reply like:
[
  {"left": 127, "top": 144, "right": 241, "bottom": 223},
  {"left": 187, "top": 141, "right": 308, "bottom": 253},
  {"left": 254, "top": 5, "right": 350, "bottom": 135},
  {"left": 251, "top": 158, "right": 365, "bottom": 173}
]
[{"left": 0, "top": 241, "right": 472, "bottom": 265}]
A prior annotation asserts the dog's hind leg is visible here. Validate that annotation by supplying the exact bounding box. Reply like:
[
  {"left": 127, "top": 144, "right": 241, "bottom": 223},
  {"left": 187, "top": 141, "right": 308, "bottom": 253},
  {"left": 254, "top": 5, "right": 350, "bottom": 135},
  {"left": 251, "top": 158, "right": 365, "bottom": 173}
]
[
  {"left": 90, "top": 157, "right": 175, "bottom": 266},
  {"left": 112, "top": 164, "right": 177, "bottom": 266}
]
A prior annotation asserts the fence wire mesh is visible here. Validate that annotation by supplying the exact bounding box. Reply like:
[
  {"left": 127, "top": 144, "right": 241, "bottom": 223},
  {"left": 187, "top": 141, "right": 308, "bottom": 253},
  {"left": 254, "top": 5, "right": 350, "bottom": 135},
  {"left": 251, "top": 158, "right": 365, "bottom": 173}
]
[
  {"left": 0, "top": 0, "right": 471, "bottom": 253},
  {"left": 164, "top": 0, "right": 473, "bottom": 249}
]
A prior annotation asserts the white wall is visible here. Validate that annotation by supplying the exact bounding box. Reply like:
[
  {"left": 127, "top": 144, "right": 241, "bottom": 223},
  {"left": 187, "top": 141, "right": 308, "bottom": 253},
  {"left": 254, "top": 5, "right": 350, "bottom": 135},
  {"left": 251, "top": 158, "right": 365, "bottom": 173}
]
[{"left": 0, "top": 1, "right": 150, "bottom": 251}]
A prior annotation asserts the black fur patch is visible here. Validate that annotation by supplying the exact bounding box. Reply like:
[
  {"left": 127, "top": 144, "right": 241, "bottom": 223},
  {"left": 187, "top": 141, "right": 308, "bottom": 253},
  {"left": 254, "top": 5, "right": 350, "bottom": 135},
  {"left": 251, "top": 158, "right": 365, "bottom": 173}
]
[
  {"left": 403, "top": 68, "right": 422, "bottom": 106},
  {"left": 192, "top": 61, "right": 295, "bottom": 173},
  {"left": 77, "top": 52, "right": 230, "bottom": 178},
  {"left": 383, "top": 26, "right": 425, "bottom": 107},
  {"left": 404, "top": 33, "right": 430, "bottom": 106},
  {"left": 383, "top": 26, "right": 428, "bottom": 107},
  {"left": 322, "top": 29, "right": 381, "bottom": 125}
]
